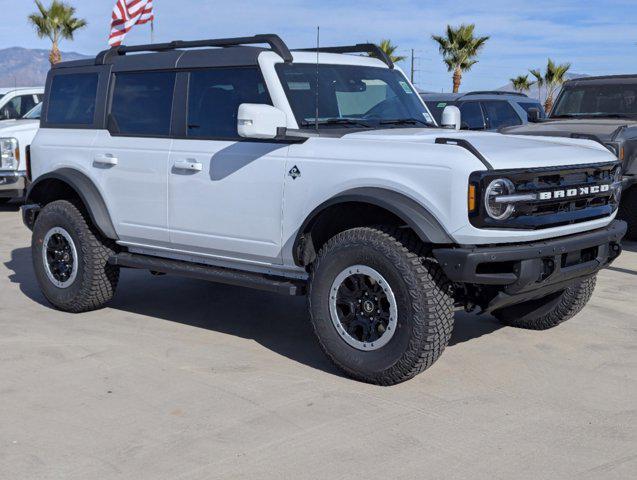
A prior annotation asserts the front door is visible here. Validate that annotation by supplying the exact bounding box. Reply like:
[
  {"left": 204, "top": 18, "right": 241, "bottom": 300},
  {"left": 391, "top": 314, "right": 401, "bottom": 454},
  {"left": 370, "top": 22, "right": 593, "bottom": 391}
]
[{"left": 167, "top": 66, "right": 288, "bottom": 264}]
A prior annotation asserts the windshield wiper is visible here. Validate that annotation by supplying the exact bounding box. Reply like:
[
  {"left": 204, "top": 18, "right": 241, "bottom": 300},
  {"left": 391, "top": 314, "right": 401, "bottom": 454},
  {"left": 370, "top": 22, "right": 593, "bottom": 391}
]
[
  {"left": 552, "top": 113, "right": 636, "bottom": 119},
  {"left": 379, "top": 118, "right": 431, "bottom": 127},
  {"left": 300, "top": 118, "right": 372, "bottom": 128}
]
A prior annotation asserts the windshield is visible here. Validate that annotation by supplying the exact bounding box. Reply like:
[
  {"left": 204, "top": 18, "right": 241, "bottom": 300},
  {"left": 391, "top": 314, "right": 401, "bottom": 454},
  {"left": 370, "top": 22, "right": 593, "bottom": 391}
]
[
  {"left": 276, "top": 63, "right": 435, "bottom": 129},
  {"left": 22, "top": 102, "right": 42, "bottom": 119},
  {"left": 552, "top": 83, "right": 637, "bottom": 118}
]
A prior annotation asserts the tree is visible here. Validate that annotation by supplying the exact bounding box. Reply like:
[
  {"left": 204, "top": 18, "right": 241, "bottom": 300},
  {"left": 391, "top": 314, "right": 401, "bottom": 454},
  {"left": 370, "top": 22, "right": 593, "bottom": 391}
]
[
  {"left": 432, "top": 24, "right": 489, "bottom": 93},
  {"left": 377, "top": 39, "right": 406, "bottom": 63},
  {"left": 528, "top": 59, "right": 570, "bottom": 112},
  {"left": 510, "top": 74, "right": 533, "bottom": 93},
  {"left": 530, "top": 68, "right": 545, "bottom": 103},
  {"left": 543, "top": 58, "right": 571, "bottom": 112},
  {"left": 28, "top": 0, "right": 87, "bottom": 65}
]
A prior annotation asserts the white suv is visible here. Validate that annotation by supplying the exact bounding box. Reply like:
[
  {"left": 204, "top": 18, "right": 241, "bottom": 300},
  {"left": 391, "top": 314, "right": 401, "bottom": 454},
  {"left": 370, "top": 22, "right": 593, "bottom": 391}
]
[{"left": 22, "top": 35, "right": 626, "bottom": 384}]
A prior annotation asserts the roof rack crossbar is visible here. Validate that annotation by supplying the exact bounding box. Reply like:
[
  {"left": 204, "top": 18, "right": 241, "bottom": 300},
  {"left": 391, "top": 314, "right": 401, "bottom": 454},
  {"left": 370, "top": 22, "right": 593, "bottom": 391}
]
[
  {"left": 95, "top": 34, "right": 293, "bottom": 65},
  {"left": 295, "top": 44, "right": 394, "bottom": 69}
]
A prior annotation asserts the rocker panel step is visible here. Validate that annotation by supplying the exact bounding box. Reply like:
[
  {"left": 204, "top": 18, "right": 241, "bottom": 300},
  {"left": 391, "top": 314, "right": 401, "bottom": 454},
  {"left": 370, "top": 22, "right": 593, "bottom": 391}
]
[{"left": 109, "top": 252, "right": 306, "bottom": 296}]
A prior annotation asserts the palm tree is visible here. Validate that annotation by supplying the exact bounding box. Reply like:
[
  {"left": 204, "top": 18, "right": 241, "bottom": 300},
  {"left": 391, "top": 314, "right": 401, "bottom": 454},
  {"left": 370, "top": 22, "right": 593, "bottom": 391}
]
[
  {"left": 543, "top": 58, "right": 571, "bottom": 112},
  {"left": 530, "top": 68, "right": 545, "bottom": 103},
  {"left": 377, "top": 39, "right": 406, "bottom": 63},
  {"left": 28, "top": 0, "right": 87, "bottom": 65},
  {"left": 510, "top": 74, "right": 534, "bottom": 93},
  {"left": 432, "top": 24, "right": 490, "bottom": 93}
]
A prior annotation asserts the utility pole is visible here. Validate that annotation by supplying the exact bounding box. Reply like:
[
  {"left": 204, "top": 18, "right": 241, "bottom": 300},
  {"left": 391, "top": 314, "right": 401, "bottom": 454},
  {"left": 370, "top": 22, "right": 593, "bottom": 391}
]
[{"left": 410, "top": 49, "right": 415, "bottom": 83}]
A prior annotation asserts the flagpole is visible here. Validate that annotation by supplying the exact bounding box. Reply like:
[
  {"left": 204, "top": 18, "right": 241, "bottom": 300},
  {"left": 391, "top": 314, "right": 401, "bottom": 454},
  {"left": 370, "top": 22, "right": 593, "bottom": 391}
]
[{"left": 151, "top": 18, "right": 155, "bottom": 44}]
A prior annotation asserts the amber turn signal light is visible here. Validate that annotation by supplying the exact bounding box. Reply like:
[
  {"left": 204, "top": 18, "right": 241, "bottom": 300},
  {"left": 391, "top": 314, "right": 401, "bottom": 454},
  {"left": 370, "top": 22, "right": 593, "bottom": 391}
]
[{"left": 468, "top": 184, "right": 477, "bottom": 213}]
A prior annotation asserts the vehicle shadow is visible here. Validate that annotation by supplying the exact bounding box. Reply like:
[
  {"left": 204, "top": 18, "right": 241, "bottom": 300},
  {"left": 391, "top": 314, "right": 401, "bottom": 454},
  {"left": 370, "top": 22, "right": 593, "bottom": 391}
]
[
  {"left": 621, "top": 240, "right": 637, "bottom": 254},
  {"left": 5, "top": 247, "right": 504, "bottom": 378},
  {"left": 0, "top": 201, "right": 21, "bottom": 213}
]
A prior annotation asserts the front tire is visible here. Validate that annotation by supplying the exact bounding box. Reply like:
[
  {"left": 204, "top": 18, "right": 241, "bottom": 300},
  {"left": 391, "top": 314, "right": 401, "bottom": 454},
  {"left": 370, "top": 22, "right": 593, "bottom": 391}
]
[
  {"left": 309, "top": 227, "right": 454, "bottom": 385},
  {"left": 32, "top": 200, "right": 120, "bottom": 313},
  {"left": 493, "top": 276, "right": 597, "bottom": 330}
]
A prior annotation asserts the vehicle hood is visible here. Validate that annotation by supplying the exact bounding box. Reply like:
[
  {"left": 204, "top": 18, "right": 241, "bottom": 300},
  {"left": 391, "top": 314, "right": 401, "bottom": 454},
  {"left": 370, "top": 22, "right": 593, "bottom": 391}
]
[
  {"left": 343, "top": 128, "right": 617, "bottom": 170},
  {"left": 0, "top": 119, "right": 39, "bottom": 135},
  {"left": 501, "top": 118, "right": 637, "bottom": 142}
]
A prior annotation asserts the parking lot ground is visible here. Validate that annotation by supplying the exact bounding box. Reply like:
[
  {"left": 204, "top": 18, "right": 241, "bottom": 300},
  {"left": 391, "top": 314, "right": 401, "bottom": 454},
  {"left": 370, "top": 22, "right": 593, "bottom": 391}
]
[{"left": 1, "top": 202, "right": 636, "bottom": 480}]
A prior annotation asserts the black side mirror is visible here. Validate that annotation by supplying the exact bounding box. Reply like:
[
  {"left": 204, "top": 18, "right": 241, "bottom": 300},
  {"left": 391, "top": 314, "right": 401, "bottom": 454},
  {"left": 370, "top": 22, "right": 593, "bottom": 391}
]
[{"left": 527, "top": 108, "right": 540, "bottom": 123}]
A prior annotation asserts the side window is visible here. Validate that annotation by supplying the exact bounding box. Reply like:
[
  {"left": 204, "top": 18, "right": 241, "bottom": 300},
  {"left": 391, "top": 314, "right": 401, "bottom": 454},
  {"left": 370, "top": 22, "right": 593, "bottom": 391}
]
[
  {"left": 187, "top": 67, "right": 271, "bottom": 139},
  {"left": 458, "top": 102, "right": 486, "bottom": 130},
  {"left": 483, "top": 101, "right": 523, "bottom": 129},
  {"left": 1, "top": 94, "right": 37, "bottom": 119},
  {"left": 47, "top": 73, "right": 99, "bottom": 125},
  {"left": 110, "top": 71, "right": 176, "bottom": 136}
]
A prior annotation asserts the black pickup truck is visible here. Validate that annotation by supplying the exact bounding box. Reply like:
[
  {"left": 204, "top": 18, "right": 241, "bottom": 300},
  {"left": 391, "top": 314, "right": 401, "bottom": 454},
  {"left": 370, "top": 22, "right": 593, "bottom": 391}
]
[{"left": 502, "top": 75, "right": 637, "bottom": 239}]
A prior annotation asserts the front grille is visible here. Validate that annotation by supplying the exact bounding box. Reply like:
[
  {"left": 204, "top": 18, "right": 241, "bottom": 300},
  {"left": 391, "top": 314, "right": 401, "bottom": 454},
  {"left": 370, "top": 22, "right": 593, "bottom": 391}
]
[{"left": 470, "top": 162, "right": 621, "bottom": 230}]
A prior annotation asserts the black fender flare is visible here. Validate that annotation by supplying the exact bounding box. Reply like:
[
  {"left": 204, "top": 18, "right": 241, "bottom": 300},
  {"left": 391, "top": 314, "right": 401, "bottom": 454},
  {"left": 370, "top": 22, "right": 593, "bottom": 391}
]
[
  {"left": 293, "top": 187, "right": 454, "bottom": 265},
  {"left": 26, "top": 169, "right": 118, "bottom": 240}
]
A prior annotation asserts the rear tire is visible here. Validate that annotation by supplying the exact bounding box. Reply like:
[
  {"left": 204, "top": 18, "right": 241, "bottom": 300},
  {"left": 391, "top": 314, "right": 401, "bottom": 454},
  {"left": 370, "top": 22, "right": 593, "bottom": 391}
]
[
  {"left": 308, "top": 227, "right": 454, "bottom": 385},
  {"left": 32, "top": 200, "right": 119, "bottom": 313},
  {"left": 493, "top": 276, "right": 596, "bottom": 330},
  {"left": 618, "top": 186, "right": 637, "bottom": 240}
]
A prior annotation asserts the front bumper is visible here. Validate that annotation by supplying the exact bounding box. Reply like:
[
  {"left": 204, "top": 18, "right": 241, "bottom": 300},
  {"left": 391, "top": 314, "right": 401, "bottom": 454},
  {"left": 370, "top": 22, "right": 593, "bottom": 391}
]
[
  {"left": 433, "top": 220, "right": 627, "bottom": 312},
  {"left": 0, "top": 171, "right": 27, "bottom": 199}
]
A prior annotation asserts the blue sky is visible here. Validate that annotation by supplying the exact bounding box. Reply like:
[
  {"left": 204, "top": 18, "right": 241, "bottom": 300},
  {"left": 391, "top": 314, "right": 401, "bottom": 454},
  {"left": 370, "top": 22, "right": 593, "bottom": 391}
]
[{"left": 1, "top": 0, "right": 636, "bottom": 92}]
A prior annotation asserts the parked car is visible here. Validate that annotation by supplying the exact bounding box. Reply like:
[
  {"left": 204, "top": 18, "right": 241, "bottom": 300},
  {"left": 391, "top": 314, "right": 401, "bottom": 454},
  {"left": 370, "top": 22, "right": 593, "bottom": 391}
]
[
  {"left": 0, "top": 103, "right": 41, "bottom": 204},
  {"left": 422, "top": 91, "right": 546, "bottom": 131},
  {"left": 22, "top": 35, "right": 626, "bottom": 385},
  {"left": 0, "top": 87, "right": 44, "bottom": 121},
  {"left": 502, "top": 75, "right": 637, "bottom": 239}
]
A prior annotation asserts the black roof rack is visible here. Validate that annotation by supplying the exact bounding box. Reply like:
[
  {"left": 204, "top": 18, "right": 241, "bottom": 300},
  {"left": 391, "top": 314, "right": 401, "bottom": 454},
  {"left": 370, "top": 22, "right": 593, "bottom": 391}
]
[
  {"left": 95, "top": 34, "right": 293, "bottom": 65},
  {"left": 295, "top": 44, "right": 394, "bottom": 69},
  {"left": 460, "top": 90, "right": 528, "bottom": 98}
]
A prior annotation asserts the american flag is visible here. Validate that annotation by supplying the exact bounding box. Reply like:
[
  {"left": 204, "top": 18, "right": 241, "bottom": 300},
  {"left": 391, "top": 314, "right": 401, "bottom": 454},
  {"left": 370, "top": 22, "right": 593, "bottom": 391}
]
[{"left": 109, "top": 0, "right": 154, "bottom": 47}]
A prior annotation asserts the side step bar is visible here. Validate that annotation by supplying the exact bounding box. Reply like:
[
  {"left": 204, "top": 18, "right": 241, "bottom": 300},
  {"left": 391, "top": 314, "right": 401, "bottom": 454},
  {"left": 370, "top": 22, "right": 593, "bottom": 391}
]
[{"left": 109, "top": 253, "right": 306, "bottom": 296}]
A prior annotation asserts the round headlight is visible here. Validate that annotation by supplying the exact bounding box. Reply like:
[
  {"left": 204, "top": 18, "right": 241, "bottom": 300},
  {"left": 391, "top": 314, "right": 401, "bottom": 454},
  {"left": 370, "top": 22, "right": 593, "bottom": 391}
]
[{"left": 484, "top": 178, "right": 516, "bottom": 220}]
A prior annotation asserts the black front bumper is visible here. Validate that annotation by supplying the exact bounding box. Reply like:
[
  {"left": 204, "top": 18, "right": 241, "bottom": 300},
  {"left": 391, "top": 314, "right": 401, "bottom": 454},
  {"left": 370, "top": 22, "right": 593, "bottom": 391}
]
[{"left": 433, "top": 220, "right": 627, "bottom": 312}]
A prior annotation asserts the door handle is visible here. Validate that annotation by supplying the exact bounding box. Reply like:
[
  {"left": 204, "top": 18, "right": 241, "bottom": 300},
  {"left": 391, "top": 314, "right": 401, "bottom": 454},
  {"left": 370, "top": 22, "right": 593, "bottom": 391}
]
[
  {"left": 173, "top": 159, "right": 203, "bottom": 172},
  {"left": 94, "top": 154, "right": 118, "bottom": 166}
]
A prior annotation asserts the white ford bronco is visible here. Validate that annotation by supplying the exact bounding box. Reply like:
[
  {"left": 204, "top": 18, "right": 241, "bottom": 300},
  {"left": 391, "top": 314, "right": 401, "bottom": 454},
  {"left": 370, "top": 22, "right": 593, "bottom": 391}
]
[{"left": 22, "top": 35, "right": 626, "bottom": 385}]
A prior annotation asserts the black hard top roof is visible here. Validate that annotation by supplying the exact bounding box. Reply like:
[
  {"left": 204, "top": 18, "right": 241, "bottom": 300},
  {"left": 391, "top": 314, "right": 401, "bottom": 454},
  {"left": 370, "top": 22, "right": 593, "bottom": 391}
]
[
  {"left": 52, "top": 34, "right": 395, "bottom": 72},
  {"left": 564, "top": 74, "right": 637, "bottom": 85}
]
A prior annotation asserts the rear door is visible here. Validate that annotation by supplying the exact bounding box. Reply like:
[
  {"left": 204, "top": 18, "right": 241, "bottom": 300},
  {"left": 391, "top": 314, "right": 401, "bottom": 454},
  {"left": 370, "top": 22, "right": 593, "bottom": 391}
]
[
  {"left": 91, "top": 70, "right": 175, "bottom": 245},
  {"left": 167, "top": 66, "right": 288, "bottom": 263}
]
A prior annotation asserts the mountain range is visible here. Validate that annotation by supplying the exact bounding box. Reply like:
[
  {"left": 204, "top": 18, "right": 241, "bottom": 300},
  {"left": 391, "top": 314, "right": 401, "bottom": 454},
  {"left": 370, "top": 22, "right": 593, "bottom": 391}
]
[{"left": 0, "top": 47, "right": 90, "bottom": 88}]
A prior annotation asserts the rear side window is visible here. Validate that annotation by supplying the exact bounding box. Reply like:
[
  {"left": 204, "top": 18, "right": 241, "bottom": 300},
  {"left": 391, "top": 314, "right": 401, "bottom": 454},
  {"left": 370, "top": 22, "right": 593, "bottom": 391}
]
[
  {"left": 187, "top": 67, "right": 271, "bottom": 139},
  {"left": 47, "top": 73, "right": 99, "bottom": 125},
  {"left": 482, "top": 101, "right": 522, "bottom": 129},
  {"left": 110, "top": 71, "right": 176, "bottom": 136}
]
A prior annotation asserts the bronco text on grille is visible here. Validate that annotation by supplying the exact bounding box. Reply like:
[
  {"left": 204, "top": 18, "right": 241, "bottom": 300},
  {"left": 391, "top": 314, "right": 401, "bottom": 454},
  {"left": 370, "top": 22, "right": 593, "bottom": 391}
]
[{"left": 469, "top": 162, "right": 622, "bottom": 230}]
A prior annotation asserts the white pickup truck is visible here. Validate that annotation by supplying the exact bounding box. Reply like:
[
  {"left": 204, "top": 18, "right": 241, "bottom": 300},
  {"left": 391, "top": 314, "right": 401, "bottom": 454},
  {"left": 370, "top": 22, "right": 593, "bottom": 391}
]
[
  {"left": 0, "top": 103, "right": 41, "bottom": 203},
  {"left": 22, "top": 35, "right": 626, "bottom": 384}
]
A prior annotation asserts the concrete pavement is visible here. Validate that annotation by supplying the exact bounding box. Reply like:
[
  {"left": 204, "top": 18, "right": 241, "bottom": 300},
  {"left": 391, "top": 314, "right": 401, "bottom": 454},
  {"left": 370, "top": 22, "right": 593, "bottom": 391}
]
[{"left": 1, "top": 202, "right": 635, "bottom": 480}]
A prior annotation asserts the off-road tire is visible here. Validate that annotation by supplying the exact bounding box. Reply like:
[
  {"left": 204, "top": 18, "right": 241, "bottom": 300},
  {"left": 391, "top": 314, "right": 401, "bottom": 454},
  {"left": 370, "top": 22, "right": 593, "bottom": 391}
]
[
  {"left": 32, "top": 200, "right": 119, "bottom": 313},
  {"left": 493, "top": 276, "right": 597, "bottom": 330},
  {"left": 618, "top": 186, "right": 637, "bottom": 240},
  {"left": 308, "top": 227, "right": 455, "bottom": 386}
]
